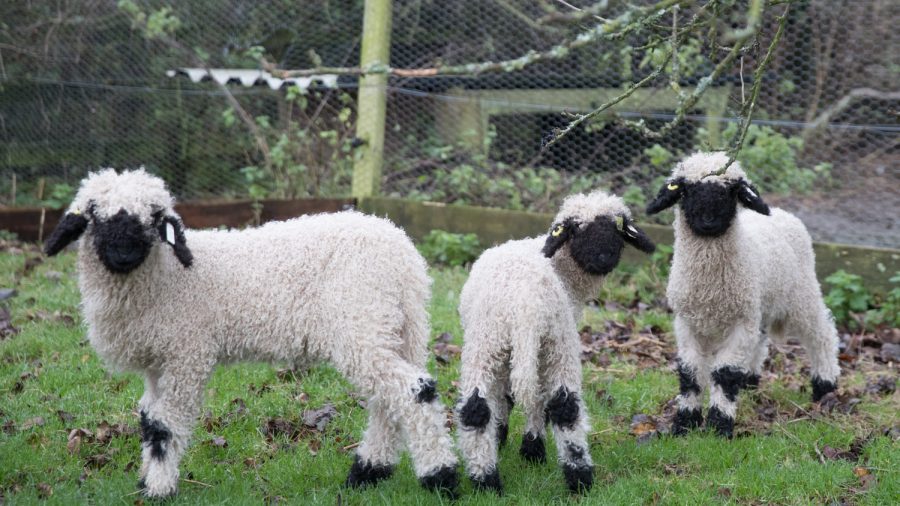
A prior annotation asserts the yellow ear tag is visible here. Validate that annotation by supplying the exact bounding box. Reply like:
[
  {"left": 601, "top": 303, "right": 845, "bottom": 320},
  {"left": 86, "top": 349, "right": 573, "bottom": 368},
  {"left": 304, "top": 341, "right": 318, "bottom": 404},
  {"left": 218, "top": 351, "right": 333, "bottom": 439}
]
[
  {"left": 667, "top": 183, "right": 679, "bottom": 191},
  {"left": 551, "top": 224, "right": 564, "bottom": 237},
  {"left": 71, "top": 209, "right": 81, "bottom": 215},
  {"left": 614, "top": 215, "right": 624, "bottom": 232}
]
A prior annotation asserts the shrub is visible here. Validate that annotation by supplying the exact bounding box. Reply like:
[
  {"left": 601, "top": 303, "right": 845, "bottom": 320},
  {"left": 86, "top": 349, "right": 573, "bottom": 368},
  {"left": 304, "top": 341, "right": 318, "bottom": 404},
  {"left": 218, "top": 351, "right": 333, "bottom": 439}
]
[
  {"left": 417, "top": 230, "right": 483, "bottom": 267},
  {"left": 824, "top": 270, "right": 899, "bottom": 330}
]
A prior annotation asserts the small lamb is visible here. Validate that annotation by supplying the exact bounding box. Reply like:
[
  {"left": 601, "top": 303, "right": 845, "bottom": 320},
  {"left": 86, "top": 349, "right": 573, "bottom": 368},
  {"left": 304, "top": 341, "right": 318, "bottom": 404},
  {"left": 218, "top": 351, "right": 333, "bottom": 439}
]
[
  {"left": 43, "top": 169, "right": 459, "bottom": 498},
  {"left": 456, "top": 189, "right": 655, "bottom": 493},
  {"left": 646, "top": 152, "right": 840, "bottom": 438}
]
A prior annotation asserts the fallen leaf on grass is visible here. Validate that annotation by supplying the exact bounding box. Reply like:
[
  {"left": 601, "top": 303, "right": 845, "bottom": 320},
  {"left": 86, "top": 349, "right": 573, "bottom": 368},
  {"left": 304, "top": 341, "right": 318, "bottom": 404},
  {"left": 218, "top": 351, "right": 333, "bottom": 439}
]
[
  {"left": 57, "top": 410, "right": 75, "bottom": 424},
  {"left": 86, "top": 452, "right": 112, "bottom": 470},
  {"left": 0, "top": 307, "right": 18, "bottom": 339},
  {"left": 717, "top": 487, "right": 732, "bottom": 498},
  {"left": 433, "top": 342, "right": 461, "bottom": 364},
  {"left": 20, "top": 416, "right": 45, "bottom": 430},
  {"left": 36, "top": 483, "right": 52, "bottom": 499},
  {"left": 67, "top": 428, "right": 93, "bottom": 453},
  {"left": 210, "top": 436, "right": 228, "bottom": 448},
  {"left": 302, "top": 404, "right": 337, "bottom": 431},
  {"left": 630, "top": 414, "right": 659, "bottom": 443}
]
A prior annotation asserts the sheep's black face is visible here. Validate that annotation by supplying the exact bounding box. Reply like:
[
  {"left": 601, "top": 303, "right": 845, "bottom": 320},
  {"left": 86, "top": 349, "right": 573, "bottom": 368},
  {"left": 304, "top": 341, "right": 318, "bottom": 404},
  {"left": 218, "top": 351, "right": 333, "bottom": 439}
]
[
  {"left": 569, "top": 216, "right": 624, "bottom": 275},
  {"left": 680, "top": 183, "right": 738, "bottom": 237},
  {"left": 92, "top": 209, "right": 154, "bottom": 274}
]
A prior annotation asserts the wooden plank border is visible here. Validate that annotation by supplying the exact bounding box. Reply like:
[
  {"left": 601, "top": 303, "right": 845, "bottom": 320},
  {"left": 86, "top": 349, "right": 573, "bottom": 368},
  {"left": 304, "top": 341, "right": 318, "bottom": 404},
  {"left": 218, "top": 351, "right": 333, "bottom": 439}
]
[{"left": 358, "top": 197, "right": 900, "bottom": 293}]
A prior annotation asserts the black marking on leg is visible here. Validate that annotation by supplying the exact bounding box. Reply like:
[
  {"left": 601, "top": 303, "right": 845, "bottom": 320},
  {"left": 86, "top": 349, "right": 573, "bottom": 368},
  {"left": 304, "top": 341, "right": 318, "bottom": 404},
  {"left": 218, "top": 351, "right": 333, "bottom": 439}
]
[
  {"left": 562, "top": 463, "right": 594, "bottom": 493},
  {"left": 711, "top": 365, "right": 750, "bottom": 402},
  {"left": 419, "top": 465, "right": 459, "bottom": 498},
  {"left": 505, "top": 393, "right": 514, "bottom": 410},
  {"left": 519, "top": 432, "right": 546, "bottom": 463},
  {"left": 497, "top": 423, "right": 509, "bottom": 448},
  {"left": 671, "top": 408, "right": 703, "bottom": 436},
  {"left": 706, "top": 406, "right": 734, "bottom": 438},
  {"left": 345, "top": 455, "right": 395, "bottom": 488},
  {"left": 415, "top": 377, "right": 437, "bottom": 403},
  {"left": 459, "top": 388, "right": 491, "bottom": 429},
  {"left": 547, "top": 386, "right": 579, "bottom": 429},
  {"left": 140, "top": 411, "right": 172, "bottom": 461},
  {"left": 470, "top": 467, "right": 503, "bottom": 494},
  {"left": 745, "top": 374, "right": 761, "bottom": 389},
  {"left": 137, "top": 478, "right": 146, "bottom": 490},
  {"left": 676, "top": 359, "right": 702, "bottom": 396},
  {"left": 811, "top": 376, "right": 837, "bottom": 402}
]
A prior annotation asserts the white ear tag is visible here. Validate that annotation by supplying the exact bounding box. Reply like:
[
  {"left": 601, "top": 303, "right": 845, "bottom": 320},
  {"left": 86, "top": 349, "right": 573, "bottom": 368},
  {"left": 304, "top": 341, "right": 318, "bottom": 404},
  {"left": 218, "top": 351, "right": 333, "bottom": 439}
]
[
  {"left": 625, "top": 224, "right": 638, "bottom": 237},
  {"left": 745, "top": 186, "right": 757, "bottom": 198},
  {"left": 165, "top": 222, "right": 176, "bottom": 245}
]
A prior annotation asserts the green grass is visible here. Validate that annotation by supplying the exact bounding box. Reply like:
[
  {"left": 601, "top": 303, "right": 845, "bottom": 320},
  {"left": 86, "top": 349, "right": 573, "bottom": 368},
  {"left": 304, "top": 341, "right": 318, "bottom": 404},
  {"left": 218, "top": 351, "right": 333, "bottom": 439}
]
[{"left": 0, "top": 250, "right": 897, "bottom": 505}]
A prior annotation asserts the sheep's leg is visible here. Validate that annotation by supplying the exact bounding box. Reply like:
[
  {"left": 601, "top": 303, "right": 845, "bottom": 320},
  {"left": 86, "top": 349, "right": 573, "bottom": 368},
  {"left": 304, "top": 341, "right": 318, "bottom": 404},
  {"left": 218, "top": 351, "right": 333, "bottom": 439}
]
[
  {"left": 745, "top": 333, "right": 770, "bottom": 389},
  {"left": 137, "top": 371, "right": 160, "bottom": 484},
  {"left": 509, "top": 332, "right": 546, "bottom": 465},
  {"left": 672, "top": 317, "right": 705, "bottom": 436},
  {"left": 346, "top": 397, "right": 401, "bottom": 487},
  {"left": 545, "top": 359, "right": 594, "bottom": 493},
  {"left": 491, "top": 371, "right": 513, "bottom": 449},
  {"left": 788, "top": 303, "right": 840, "bottom": 401},
  {"left": 138, "top": 360, "right": 211, "bottom": 498},
  {"left": 707, "top": 322, "right": 759, "bottom": 438},
  {"left": 347, "top": 353, "right": 459, "bottom": 496}
]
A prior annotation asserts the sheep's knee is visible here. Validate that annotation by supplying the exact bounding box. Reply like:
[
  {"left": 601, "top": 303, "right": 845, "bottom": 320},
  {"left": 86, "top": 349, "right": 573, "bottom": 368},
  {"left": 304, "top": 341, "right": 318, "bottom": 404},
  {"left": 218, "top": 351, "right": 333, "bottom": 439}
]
[
  {"left": 140, "top": 411, "right": 172, "bottom": 462},
  {"left": 708, "top": 365, "right": 751, "bottom": 438},
  {"left": 459, "top": 388, "right": 491, "bottom": 429},
  {"left": 414, "top": 377, "right": 437, "bottom": 403},
  {"left": 546, "top": 386, "right": 580, "bottom": 429},
  {"left": 138, "top": 411, "right": 179, "bottom": 498}
]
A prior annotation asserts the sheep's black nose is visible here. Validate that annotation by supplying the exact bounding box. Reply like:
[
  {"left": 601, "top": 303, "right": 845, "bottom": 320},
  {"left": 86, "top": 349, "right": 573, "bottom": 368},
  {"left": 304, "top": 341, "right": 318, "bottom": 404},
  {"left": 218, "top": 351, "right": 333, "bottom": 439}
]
[{"left": 702, "top": 213, "right": 716, "bottom": 225}]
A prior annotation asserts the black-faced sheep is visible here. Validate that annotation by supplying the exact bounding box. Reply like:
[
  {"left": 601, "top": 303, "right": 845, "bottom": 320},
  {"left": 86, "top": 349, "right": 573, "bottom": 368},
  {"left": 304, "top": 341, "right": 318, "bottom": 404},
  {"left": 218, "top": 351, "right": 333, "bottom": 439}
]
[
  {"left": 455, "top": 190, "right": 656, "bottom": 493},
  {"left": 646, "top": 152, "right": 840, "bottom": 438},
  {"left": 43, "top": 169, "right": 459, "bottom": 498}
]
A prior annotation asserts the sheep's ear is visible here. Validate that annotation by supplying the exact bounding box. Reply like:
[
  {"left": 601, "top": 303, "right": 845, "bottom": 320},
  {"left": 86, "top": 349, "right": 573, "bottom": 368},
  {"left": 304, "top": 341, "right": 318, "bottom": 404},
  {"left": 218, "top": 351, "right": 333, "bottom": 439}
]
[
  {"left": 618, "top": 216, "right": 656, "bottom": 254},
  {"left": 735, "top": 180, "right": 770, "bottom": 215},
  {"left": 646, "top": 178, "right": 685, "bottom": 215},
  {"left": 157, "top": 216, "right": 193, "bottom": 268},
  {"left": 541, "top": 219, "right": 575, "bottom": 258},
  {"left": 44, "top": 212, "right": 88, "bottom": 256}
]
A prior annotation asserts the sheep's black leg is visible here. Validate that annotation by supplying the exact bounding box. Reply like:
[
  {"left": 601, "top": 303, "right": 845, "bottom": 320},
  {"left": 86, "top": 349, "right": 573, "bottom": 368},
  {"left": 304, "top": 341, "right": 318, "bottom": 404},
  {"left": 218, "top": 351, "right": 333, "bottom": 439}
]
[
  {"left": 456, "top": 387, "right": 503, "bottom": 494},
  {"left": 547, "top": 385, "right": 594, "bottom": 493},
  {"left": 672, "top": 359, "right": 704, "bottom": 436},
  {"left": 707, "top": 365, "right": 751, "bottom": 438}
]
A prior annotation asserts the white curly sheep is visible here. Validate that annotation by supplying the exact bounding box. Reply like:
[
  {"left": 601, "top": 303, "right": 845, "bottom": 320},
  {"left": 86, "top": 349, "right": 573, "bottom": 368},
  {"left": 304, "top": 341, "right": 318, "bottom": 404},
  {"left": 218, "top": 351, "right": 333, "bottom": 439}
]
[
  {"left": 646, "top": 152, "right": 840, "bottom": 438},
  {"left": 43, "top": 169, "right": 459, "bottom": 498},
  {"left": 455, "top": 189, "right": 655, "bottom": 493}
]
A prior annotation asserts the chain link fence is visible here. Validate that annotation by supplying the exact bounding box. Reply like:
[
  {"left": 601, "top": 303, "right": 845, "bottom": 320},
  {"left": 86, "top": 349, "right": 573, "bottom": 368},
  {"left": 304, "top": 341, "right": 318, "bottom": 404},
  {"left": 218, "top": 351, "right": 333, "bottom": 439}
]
[{"left": 1, "top": 1, "right": 897, "bottom": 247}]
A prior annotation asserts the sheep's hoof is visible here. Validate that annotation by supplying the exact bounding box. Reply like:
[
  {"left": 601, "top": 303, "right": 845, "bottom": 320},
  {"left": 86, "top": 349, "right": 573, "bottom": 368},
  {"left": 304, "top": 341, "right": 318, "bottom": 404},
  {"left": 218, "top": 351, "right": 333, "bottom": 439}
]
[
  {"left": 562, "top": 463, "right": 594, "bottom": 493},
  {"left": 497, "top": 423, "right": 509, "bottom": 448},
  {"left": 138, "top": 479, "right": 178, "bottom": 499},
  {"left": 519, "top": 432, "right": 546, "bottom": 463},
  {"left": 419, "top": 465, "right": 459, "bottom": 499},
  {"left": 706, "top": 406, "right": 734, "bottom": 438},
  {"left": 345, "top": 456, "right": 394, "bottom": 488},
  {"left": 671, "top": 408, "right": 703, "bottom": 436},
  {"left": 471, "top": 468, "right": 503, "bottom": 494},
  {"left": 811, "top": 377, "right": 837, "bottom": 402}
]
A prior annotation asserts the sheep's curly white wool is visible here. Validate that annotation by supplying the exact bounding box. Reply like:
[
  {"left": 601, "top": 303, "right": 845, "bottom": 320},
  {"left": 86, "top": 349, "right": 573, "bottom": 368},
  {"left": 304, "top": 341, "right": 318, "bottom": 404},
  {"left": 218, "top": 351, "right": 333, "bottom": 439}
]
[
  {"left": 455, "top": 190, "right": 655, "bottom": 494},
  {"left": 44, "top": 169, "right": 459, "bottom": 498},
  {"left": 648, "top": 152, "right": 840, "bottom": 438}
]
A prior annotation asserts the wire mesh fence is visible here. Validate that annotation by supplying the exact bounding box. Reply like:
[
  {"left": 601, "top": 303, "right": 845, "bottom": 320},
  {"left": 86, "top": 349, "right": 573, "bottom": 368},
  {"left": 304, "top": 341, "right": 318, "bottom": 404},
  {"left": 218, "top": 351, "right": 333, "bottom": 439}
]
[{"left": 1, "top": 1, "right": 897, "bottom": 247}]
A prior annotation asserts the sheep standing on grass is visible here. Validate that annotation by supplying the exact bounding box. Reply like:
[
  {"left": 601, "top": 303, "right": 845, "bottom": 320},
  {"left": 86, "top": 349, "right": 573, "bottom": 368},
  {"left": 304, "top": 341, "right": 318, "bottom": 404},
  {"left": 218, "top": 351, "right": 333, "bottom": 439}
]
[
  {"left": 43, "top": 169, "right": 459, "bottom": 498},
  {"left": 646, "top": 152, "right": 840, "bottom": 438},
  {"left": 455, "top": 190, "right": 656, "bottom": 494}
]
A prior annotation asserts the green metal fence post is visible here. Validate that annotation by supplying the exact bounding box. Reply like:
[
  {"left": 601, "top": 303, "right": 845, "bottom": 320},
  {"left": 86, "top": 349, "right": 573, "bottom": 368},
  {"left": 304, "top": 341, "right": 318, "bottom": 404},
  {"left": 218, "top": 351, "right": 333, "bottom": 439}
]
[{"left": 352, "top": 0, "right": 392, "bottom": 198}]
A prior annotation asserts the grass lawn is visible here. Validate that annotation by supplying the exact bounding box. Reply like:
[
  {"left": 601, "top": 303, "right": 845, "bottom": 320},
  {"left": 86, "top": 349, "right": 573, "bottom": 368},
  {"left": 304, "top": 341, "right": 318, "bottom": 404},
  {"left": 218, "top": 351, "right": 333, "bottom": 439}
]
[{"left": 0, "top": 243, "right": 897, "bottom": 505}]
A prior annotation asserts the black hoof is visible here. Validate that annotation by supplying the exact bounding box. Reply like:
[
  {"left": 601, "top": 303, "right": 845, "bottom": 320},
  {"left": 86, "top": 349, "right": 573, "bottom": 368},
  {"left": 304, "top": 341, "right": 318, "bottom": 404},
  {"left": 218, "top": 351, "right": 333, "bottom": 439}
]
[
  {"left": 520, "top": 432, "right": 546, "bottom": 464},
  {"left": 497, "top": 423, "right": 509, "bottom": 448},
  {"left": 345, "top": 455, "right": 395, "bottom": 488},
  {"left": 707, "top": 406, "right": 734, "bottom": 439},
  {"left": 745, "top": 374, "right": 761, "bottom": 389},
  {"left": 563, "top": 464, "right": 594, "bottom": 493},
  {"left": 471, "top": 467, "right": 502, "bottom": 494},
  {"left": 671, "top": 408, "right": 703, "bottom": 436},
  {"left": 811, "top": 377, "right": 837, "bottom": 402},
  {"left": 419, "top": 465, "right": 459, "bottom": 499}
]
